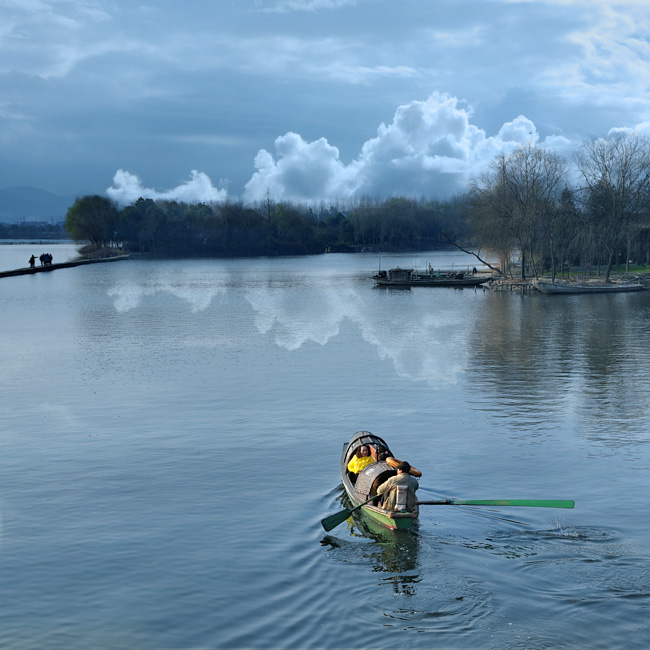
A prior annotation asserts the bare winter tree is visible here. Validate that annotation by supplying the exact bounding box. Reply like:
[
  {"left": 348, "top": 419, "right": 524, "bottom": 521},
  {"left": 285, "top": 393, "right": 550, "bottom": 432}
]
[
  {"left": 574, "top": 132, "right": 650, "bottom": 281},
  {"left": 468, "top": 143, "right": 566, "bottom": 279}
]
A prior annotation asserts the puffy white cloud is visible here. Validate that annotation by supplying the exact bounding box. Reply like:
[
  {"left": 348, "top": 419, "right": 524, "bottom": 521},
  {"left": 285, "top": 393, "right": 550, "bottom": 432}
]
[
  {"left": 608, "top": 121, "right": 650, "bottom": 139},
  {"left": 243, "top": 132, "right": 362, "bottom": 202},
  {"left": 106, "top": 93, "right": 579, "bottom": 208},
  {"left": 243, "top": 92, "right": 574, "bottom": 202},
  {"left": 107, "top": 169, "right": 228, "bottom": 207}
]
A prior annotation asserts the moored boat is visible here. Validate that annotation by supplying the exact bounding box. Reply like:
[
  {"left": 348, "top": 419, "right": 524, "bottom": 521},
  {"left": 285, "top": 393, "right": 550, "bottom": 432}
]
[
  {"left": 372, "top": 267, "right": 492, "bottom": 287},
  {"left": 533, "top": 279, "right": 645, "bottom": 294},
  {"left": 340, "top": 430, "right": 420, "bottom": 530}
]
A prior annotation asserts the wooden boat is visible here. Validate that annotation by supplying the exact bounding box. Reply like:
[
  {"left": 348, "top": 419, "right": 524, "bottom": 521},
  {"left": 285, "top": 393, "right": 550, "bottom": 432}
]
[
  {"left": 372, "top": 267, "right": 491, "bottom": 287},
  {"left": 533, "top": 279, "right": 645, "bottom": 294},
  {"left": 341, "top": 430, "right": 420, "bottom": 530}
]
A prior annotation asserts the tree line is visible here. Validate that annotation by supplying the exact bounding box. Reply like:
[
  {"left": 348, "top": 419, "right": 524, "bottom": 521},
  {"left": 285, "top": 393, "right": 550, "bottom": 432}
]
[
  {"left": 0, "top": 221, "right": 67, "bottom": 240},
  {"left": 64, "top": 193, "right": 463, "bottom": 257},
  {"left": 447, "top": 134, "right": 650, "bottom": 281},
  {"left": 65, "top": 132, "right": 650, "bottom": 280}
]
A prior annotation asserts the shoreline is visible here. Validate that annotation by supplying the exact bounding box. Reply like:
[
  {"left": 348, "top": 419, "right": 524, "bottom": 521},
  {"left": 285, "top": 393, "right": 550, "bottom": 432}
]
[{"left": 0, "top": 254, "right": 131, "bottom": 279}]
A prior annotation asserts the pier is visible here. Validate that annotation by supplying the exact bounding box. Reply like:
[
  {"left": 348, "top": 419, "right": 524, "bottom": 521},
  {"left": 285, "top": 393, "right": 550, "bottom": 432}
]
[{"left": 0, "top": 255, "right": 131, "bottom": 279}]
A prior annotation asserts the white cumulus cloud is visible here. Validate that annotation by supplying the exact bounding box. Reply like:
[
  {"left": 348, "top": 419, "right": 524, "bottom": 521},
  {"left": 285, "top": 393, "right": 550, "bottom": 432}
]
[
  {"left": 107, "top": 93, "right": 577, "bottom": 207},
  {"left": 243, "top": 92, "right": 574, "bottom": 202},
  {"left": 107, "top": 169, "right": 228, "bottom": 207}
]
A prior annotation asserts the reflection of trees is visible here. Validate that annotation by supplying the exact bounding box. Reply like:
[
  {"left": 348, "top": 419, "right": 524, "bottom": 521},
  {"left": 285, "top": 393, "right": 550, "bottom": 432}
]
[{"left": 469, "top": 292, "right": 650, "bottom": 439}]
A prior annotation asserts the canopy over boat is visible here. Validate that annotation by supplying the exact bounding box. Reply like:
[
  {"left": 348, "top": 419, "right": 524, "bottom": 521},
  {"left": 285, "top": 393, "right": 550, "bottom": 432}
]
[{"left": 340, "top": 431, "right": 419, "bottom": 530}]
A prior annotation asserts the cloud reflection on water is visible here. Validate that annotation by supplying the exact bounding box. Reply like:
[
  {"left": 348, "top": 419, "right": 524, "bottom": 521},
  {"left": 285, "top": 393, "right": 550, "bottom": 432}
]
[
  {"left": 107, "top": 274, "right": 473, "bottom": 387},
  {"left": 107, "top": 279, "right": 228, "bottom": 314},
  {"left": 242, "top": 283, "right": 471, "bottom": 386}
]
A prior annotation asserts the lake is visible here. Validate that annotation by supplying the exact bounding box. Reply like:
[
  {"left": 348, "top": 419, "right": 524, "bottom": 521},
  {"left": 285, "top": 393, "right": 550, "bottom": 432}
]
[{"left": 1, "top": 243, "right": 650, "bottom": 649}]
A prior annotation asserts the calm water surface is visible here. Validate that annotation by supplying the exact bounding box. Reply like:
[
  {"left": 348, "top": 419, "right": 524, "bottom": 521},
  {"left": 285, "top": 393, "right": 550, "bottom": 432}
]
[{"left": 1, "top": 244, "right": 650, "bottom": 649}]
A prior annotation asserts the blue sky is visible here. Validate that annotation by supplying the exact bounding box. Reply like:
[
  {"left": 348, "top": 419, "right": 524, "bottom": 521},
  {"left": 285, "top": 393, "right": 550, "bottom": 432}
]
[{"left": 3, "top": 0, "right": 650, "bottom": 205}]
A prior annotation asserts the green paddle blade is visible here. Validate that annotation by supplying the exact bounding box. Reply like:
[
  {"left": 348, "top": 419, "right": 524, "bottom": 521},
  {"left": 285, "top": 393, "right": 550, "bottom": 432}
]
[
  {"left": 417, "top": 499, "right": 575, "bottom": 509},
  {"left": 321, "top": 495, "right": 378, "bottom": 532},
  {"left": 321, "top": 508, "right": 353, "bottom": 532}
]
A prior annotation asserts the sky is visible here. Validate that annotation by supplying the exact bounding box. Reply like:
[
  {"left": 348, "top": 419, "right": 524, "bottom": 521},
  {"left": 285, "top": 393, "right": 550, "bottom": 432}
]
[{"left": 3, "top": 0, "right": 650, "bottom": 206}]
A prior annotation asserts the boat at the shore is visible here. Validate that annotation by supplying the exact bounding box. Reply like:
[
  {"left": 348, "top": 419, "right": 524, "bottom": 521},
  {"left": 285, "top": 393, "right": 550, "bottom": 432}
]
[
  {"left": 372, "top": 267, "right": 492, "bottom": 287},
  {"left": 341, "top": 431, "right": 420, "bottom": 530},
  {"left": 532, "top": 279, "right": 645, "bottom": 294}
]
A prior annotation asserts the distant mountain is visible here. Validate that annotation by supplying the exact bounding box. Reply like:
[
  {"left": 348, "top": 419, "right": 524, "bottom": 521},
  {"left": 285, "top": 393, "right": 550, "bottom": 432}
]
[{"left": 0, "top": 186, "right": 77, "bottom": 223}]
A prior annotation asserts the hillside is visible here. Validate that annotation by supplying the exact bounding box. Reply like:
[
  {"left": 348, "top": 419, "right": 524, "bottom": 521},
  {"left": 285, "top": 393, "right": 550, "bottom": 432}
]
[{"left": 0, "top": 186, "right": 76, "bottom": 223}]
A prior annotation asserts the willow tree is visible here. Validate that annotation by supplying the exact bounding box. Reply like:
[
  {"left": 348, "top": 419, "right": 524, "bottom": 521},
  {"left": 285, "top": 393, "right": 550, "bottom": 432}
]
[{"left": 574, "top": 133, "right": 650, "bottom": 281}]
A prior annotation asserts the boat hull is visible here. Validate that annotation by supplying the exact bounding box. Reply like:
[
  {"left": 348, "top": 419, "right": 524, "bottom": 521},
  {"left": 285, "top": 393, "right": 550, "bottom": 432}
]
[
  {"left": 340, "top": 431, "right": 418, "bottom": 531},
  {"left": 373, "top": 267, "right": 491, "bottom": 287},
  {"left": 533, "top": 280, "right": 645, "bottom": 294},
  {"left": 373, "top": 277, "right": 489, "bottom": 287}
]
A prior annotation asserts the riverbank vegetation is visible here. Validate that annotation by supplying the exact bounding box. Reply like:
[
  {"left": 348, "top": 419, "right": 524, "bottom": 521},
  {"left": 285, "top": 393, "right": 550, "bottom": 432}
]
[
  {"left": 0, "top": 220, "right": 67, "bottom": 240},
  {"left": 65, "top": 194, "right": 464, "bottom": 257},
  {"left": 65, "top": 132, "right": 650, "bottom": 280}
]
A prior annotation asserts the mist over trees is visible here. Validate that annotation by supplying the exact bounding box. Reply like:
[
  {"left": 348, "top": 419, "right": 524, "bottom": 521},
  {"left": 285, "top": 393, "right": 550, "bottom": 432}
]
[{"left": 65, "top": 133, "right": 650, "bottom": 277}]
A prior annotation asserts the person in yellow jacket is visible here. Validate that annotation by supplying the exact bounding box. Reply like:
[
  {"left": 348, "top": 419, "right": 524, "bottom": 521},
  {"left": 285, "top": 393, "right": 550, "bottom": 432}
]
[{"left": 347, "top": 445, "right": 375, "bottom": 474}]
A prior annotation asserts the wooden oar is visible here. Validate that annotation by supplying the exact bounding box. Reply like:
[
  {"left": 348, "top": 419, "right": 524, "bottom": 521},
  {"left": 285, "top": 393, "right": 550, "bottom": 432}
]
[
  {"left": 321, "top": 495, "right": 378, "bottom": 532},
  {"left": 416, "top": 499, "right": 575, "bottom": 509}
]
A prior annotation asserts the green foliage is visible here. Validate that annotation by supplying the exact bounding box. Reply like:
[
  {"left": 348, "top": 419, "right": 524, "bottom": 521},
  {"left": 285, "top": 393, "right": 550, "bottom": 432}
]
[
  {"left": 63, "top": 193, "right": 461, "bottom": 258},
  {"left": 65, "top": 195, "right": 118, "bottom": 248}
]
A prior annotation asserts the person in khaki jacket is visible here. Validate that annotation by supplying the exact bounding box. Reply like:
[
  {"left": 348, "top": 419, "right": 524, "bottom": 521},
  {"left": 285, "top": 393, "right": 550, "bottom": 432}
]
[{"left": 376, "top": 461, "right": 419, "bottom": 511}]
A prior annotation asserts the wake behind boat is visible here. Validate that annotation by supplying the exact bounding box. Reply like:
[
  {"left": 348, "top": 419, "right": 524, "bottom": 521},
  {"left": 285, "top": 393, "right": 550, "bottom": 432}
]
[{"left": 373, "top": 267, "right": 492, "bottom": 287}]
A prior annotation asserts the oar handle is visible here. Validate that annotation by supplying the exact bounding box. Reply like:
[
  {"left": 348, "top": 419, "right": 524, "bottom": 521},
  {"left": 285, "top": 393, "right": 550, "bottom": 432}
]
[{"left": 348, "top": 494, "right": 378, "bottom": 514}]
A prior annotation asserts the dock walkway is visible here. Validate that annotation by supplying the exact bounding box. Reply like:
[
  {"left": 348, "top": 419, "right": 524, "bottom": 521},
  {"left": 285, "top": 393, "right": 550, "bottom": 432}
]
[{"left": 0, "top": 255, "right": 131, "bottom": 279}]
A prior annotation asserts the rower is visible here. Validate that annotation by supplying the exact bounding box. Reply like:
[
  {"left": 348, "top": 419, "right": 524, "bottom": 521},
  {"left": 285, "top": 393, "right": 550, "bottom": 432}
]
[{"left": 376, "top": 461, "right": 419, "bottom": 512}]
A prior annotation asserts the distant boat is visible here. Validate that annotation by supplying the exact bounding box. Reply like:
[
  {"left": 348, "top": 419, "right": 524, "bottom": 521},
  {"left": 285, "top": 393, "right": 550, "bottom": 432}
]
[
  {"left": 533, "top": 279, "right": 645, "bottom": 294},
  {"left": 372, "top": 267, "right": 492, "bottom": 287}
]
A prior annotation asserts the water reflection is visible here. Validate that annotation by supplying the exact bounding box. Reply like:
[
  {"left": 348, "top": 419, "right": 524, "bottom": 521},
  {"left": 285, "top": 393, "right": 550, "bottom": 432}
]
[
  {"left": 243, "top": 280, "right": 475, "bottom": 386},
  {"left": 105, "top": 263, "right": 481, "bottom": 386},
  {"left": 321, "top": 487, "right": 421, "bottom": 595},
  {"left": 469, "top": 292, "right": 650, "bottom": 442},
  {"left": 101, "top": 259, "right": 650, "bottom": 444}
]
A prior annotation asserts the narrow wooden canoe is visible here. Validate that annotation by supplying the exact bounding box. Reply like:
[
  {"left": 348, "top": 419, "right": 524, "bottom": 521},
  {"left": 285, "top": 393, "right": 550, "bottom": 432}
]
[
  {"left": 340, "top": 431, "right": 419, "bottom": 530},
  {"left": 533, "top": 279, "right": 645, "bottom": 294}
]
